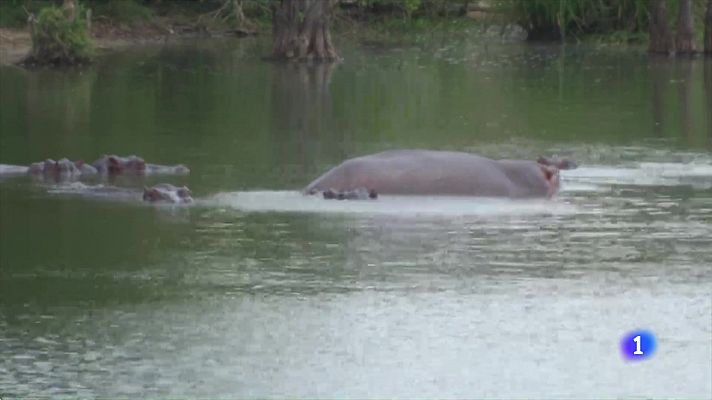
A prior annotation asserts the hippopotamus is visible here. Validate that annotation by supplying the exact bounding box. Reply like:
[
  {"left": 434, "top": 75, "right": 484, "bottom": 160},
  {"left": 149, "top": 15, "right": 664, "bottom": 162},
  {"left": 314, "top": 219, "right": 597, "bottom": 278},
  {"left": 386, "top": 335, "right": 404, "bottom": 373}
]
[
  {"left": 0, "top": 155, "right": 190, "bottom": 181},
  {"left": 305, "top": 150, "right": 577, "bottom": 198},
  {"left": 92, "top": 155, "right": 190, "bottom": 176},
  {"left": 0, "top": 159, "right": 95, "bottom": 178},
  {"left": 143, "top": 184, "right": 193, "bottom": 204},
  {"left": 28, "top": 158, "right": 98, "bottom": 178}
]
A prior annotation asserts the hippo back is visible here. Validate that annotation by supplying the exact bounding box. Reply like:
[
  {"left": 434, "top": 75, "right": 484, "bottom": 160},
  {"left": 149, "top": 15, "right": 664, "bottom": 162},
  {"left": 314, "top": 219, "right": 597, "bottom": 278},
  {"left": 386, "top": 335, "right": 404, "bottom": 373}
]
[{"left": 305, "top": 150, "right": 516, "bottom": 196}]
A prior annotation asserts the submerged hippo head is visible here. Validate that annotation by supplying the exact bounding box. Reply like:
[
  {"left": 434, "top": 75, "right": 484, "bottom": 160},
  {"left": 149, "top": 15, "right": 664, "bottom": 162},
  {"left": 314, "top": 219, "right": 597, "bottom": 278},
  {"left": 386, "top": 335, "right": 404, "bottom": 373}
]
[
  {"left": 94, "top": 154, "right": 147, "bottom": 175},
  {"left": 142, "top": 184, "right": 193, "bottom": 204},
  {"left": 537, "top": 156, "right": 578, "bottom": 170},
  {"left": 27, "top": 158, "right": 92, "bottom": 180}
]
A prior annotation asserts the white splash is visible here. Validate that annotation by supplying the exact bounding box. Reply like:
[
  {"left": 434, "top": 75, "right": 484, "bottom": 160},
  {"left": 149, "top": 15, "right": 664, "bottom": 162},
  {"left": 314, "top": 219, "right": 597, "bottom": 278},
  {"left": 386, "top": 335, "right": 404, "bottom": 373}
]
[
  {"left": 206, "top": 191, "right": 577, "bottom": 217},
  {"left": 561, "top": 161, "right": 712, "bottom": 191}
]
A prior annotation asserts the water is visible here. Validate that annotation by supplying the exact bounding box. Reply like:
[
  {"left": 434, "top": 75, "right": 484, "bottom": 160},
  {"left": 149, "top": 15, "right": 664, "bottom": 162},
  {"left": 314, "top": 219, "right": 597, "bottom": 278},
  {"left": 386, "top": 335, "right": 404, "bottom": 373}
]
[{"left": 1, "top": 33, "right": 711, "bottom": 398}]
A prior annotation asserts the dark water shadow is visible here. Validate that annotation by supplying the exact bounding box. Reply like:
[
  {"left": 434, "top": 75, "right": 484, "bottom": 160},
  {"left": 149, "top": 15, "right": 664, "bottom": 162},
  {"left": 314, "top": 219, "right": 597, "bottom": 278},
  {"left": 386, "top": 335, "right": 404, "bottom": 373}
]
[
  {"left": 269, "top": 62, "right": 340, "bottom": 181},
  {"left": 650, "top": 59, "right": 668, "bottom": 137}
]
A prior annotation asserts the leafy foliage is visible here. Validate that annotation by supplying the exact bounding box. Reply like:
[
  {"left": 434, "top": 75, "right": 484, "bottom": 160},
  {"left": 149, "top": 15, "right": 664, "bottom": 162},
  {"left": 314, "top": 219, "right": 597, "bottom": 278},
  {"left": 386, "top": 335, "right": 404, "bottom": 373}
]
[{"left": 27, "top": 5, "right": 93, "bottom": 66}]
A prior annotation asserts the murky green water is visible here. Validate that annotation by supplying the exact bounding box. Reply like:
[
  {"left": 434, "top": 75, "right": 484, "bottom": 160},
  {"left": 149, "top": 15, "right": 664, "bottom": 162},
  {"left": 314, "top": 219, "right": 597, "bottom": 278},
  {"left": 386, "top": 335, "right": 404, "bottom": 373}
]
[{"left": 1, "top": 33, "right": 711, "bottom": 398}]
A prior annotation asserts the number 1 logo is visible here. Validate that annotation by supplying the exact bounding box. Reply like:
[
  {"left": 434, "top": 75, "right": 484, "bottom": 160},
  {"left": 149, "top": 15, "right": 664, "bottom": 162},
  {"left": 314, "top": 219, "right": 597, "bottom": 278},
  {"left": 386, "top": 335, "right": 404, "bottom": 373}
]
[{"left": 620, "top": 330, "right": 657, "bottom": 361}]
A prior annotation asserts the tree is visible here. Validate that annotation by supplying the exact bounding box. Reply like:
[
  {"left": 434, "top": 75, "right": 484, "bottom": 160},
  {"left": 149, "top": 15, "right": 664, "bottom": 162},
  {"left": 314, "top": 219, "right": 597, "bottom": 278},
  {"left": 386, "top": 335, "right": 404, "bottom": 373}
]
[
  {"left": 675, "top": 0, "right": 696, "bottom": 54},
  {"left": 271, "top": 0, "right": 339, "bottom": 61},
  {"left": 649, "top": 0, "right": 673, "bottom": 54},
  {"left": 705, "top": 0, "right": 712, "bottom": 54}
]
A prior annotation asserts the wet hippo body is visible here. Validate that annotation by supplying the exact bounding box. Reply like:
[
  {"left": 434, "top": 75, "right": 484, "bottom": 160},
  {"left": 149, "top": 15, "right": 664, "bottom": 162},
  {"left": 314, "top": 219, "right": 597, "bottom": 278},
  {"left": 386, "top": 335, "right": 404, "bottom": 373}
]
[{"left": 305, "top": 150, "right": 563, "bottom": 198}]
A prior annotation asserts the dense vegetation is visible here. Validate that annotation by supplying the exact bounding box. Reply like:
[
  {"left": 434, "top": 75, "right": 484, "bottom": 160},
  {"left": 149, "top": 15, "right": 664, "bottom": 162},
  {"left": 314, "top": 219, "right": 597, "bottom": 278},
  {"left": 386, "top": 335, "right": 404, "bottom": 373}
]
[{"left": 2, "top": 0, "right": 711, "bottom": 63}]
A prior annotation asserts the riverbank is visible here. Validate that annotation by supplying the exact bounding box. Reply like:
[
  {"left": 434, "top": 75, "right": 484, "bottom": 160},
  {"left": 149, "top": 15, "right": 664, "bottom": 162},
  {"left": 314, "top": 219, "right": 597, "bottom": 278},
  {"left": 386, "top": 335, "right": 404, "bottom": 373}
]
[{"left": 0, "top": 16, "right": 261, "bottom": 66}]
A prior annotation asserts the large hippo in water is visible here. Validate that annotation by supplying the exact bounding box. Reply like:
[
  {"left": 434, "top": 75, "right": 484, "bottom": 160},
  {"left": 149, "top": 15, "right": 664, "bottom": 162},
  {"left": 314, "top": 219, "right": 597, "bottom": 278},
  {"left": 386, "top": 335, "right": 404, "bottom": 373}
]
[{"left": 305, "top": 150, "right": 576, "bottom": 199}]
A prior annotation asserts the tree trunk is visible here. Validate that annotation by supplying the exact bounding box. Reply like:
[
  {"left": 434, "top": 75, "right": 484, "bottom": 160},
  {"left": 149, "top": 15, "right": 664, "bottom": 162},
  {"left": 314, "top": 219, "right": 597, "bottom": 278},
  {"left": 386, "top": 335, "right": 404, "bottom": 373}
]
[
  {"left": 649, "top": 0, "right": 673, "bottom": 54},
  {"left": 675, "top": 0, "right": 696, "bottom": 54},
  {"left": 705, "top": 0, "right": 712, "bottom": 54},
  {"left": 271, "top": 0, "right": 339, "bottom": 61}
]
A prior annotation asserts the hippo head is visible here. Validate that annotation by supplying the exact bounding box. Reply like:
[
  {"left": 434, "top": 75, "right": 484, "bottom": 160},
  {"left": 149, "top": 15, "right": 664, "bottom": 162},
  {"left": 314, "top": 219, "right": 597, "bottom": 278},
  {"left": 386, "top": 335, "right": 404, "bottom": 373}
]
[
  {"left": 143, "top": 184, "right": 193, "bottom": 204},
  {"left": 538, "top": 164, "right": 561, "bottom": 198},
  {"left": 95, "top": 155, "right": 147, "bottom": 175},
  {"left": 537, "top": 156, "right": 578, "bottom": 170}
]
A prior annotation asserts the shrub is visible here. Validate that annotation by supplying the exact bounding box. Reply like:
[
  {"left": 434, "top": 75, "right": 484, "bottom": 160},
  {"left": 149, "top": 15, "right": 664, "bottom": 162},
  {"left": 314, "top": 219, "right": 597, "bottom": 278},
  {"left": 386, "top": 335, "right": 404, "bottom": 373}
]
[{"left": 26, "top": 5, "right": 93, "bottom": 66}]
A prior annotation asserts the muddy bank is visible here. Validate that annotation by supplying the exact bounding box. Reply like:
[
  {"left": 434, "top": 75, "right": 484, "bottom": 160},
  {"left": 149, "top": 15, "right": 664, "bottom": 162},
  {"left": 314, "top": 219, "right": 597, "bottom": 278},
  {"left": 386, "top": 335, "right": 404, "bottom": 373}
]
[{"left": 0, "top": 20, "right": 255, "bottom": 66}]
